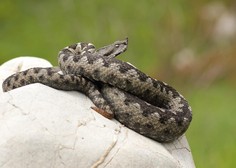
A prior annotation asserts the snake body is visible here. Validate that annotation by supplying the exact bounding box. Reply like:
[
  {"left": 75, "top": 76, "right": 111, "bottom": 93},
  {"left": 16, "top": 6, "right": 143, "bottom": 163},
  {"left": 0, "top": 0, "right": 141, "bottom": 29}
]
[{"left": 2, "top": 38, "right": 192, "bottom": 142}]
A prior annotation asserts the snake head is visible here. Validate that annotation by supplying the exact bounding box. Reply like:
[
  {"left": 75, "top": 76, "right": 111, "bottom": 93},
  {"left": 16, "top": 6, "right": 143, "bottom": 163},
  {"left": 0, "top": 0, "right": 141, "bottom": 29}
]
[{"left": 96, "top": 38, "right": 128, "bottom": 58}]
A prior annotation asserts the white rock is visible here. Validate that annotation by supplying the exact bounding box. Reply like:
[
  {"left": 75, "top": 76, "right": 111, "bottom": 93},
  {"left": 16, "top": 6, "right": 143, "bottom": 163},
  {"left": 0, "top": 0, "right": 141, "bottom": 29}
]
[{"left": 0, "top": 57, "right": 195, "bottom": 168}]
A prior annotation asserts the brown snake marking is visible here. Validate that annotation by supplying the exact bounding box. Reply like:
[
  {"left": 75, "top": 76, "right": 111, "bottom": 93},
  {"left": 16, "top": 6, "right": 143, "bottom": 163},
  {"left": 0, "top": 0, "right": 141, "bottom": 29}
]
[{"left": 2, "top": 38, "right": 192, "bottom": 142}]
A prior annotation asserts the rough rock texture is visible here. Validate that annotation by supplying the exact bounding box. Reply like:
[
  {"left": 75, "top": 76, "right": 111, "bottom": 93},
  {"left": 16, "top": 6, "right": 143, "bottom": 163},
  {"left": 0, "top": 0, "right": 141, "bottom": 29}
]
[{"left": 0, "top": 57, "right": 195, "bottom": 168}]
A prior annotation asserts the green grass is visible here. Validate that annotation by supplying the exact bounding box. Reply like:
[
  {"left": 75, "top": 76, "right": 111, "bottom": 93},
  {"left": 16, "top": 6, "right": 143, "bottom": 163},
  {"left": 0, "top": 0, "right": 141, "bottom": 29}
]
[
  {"left": 0, "top": 0, "right": 221, "bottom": 72},
  {"left": 187, "top": 82, "right": 236, "bottom": 167},
  {"left": 1, "top": 1, "right": 236, "bottom": 167}
]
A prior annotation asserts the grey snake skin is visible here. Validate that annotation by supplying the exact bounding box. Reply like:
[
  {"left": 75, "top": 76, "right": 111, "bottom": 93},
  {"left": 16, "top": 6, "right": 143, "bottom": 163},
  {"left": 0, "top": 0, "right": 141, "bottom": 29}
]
[{"left": 2, "top": 38, "right": 192, "bottom": 142}]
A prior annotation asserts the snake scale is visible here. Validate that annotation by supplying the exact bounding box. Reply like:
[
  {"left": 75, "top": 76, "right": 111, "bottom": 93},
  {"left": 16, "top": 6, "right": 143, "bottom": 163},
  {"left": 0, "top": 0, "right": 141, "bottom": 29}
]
[{"left": 2, "top": 38, "right": 192, "bottom": 142}]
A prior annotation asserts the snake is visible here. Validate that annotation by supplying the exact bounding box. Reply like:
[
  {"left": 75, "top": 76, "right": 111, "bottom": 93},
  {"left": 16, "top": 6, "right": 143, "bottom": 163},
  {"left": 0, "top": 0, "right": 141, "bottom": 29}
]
[{"left": 2, "top": 38, "right": 192, "bottom": 142}]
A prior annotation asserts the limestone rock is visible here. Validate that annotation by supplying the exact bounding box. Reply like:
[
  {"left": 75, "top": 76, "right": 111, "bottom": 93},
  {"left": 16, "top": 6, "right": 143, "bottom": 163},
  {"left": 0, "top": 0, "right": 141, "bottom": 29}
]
[{"left": 0, "top": 57, "right": 195, "bottom": 168}]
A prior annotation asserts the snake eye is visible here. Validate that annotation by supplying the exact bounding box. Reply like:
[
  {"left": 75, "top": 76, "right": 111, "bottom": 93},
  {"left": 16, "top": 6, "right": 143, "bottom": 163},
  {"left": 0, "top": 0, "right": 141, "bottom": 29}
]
[{"left": 115, "top": 44, "right": 119, "bottom": 48}]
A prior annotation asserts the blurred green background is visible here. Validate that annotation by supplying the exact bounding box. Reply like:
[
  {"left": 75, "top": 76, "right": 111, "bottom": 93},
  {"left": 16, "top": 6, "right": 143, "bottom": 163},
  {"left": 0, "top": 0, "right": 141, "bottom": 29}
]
[{"left": 1, "top": 0, "right": 236, "bottom": 167}]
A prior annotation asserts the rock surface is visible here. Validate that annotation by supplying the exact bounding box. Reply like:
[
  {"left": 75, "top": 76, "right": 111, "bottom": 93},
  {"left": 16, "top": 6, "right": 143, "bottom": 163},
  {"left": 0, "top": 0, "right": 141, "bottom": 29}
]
[{"left": 0, "top": 57, "right": 195, "bottom": 168}]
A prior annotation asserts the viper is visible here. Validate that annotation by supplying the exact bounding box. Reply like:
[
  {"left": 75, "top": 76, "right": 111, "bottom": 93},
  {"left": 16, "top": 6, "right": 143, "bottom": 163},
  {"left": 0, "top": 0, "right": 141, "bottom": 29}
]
[{"left": 2, "top": 38, "right": 192, "bottom": 142}]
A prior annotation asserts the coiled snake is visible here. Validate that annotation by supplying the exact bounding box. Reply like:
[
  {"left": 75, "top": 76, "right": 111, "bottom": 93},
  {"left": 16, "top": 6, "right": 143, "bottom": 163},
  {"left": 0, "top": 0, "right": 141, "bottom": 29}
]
[{"left": 2, "top": 38, "right": 192, "bottom": 142}]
